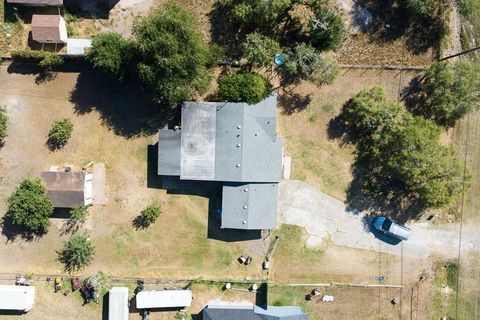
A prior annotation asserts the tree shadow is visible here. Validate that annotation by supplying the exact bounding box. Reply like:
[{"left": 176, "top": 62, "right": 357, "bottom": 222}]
[
  {"left": 69, "top": 69, "right": 177, "bottom": 138},
  {"left": 355, "top": 0, "right": 446, "bottom": 55},
  {"left": 63, "top": 0, "right": 120, "bottom": 19},
  {"left": 0, "top": 214, "right": 47, "bottom": 243},
  {"left": 131, "top": 215, "right": 150, "bottom": 231},
  {"left": 277, "top": 91, "right": 312, "bottom": 115}
]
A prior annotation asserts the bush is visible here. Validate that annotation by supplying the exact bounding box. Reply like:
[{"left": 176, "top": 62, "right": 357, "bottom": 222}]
[
  {"left": 89, "top": 32, "right": 131, "bottom": 78},
  {"left": 6, "top": 178, "right": 53, "bottom": 233},
  {"left": 309, "top": 9, "right": 344, "bottom": 51},
  {"left": 58, "top": 234, "right": 95, "bottom": 271},
  {"left": 343, "top": 87, "right": 468, "bottom": 209},
  {"left": 47, "top": 118, "right": 73, "bottom": 149},
  {"left": 0, "top": 106, "right": 7, "bottom": 142},
  {"left": 11, "top": 49, "right": 64, "bottom": 69},
  {"left": 406, "top": 0, "right": 449, "bottom": 19},
  {"left": 216, "top": 72, "right": 272, "bottom": 104},
  {"left": 134, "top": 202, "right": 162, "bottom": 229},
  {"left": 70, "top": 205, "right": 90, "bottom": 223},
  {"left": 458, "top": 0, "right": 476, "bottom": 17},
  {"left": 283, "top": 43, "right": 339, "bottom": 85},
  {"left": 242, "top": 33, "right": 281, "bottom": 67},
  {"left": 422, "top": 61, "right": 480, "bottom": 126},
  {"left": 39, "top": 53, "right": 64, "bottom": 70}
]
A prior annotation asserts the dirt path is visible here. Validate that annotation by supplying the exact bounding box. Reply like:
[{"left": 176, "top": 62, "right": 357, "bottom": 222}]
[{"left": 444, "top": 1, "right": 463, "bottom": 59}]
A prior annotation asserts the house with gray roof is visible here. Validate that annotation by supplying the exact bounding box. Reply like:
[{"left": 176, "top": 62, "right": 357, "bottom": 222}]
[
  {"left": 202, "top": 304, "right": 309, "bottom": 320},
  {"left": 157, "top": 94, "right": 283, "bottom": 230}
]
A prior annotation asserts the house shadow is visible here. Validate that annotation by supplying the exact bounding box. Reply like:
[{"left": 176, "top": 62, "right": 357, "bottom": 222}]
[
  {"left": 69, "top": 69, "right": 177, "bottom": 138},
  {"left": 147, "top": 144, "right": 261, "bottom": 242},
  {"left": 63, "top": 0, "right": 120, "bottom": 19}
]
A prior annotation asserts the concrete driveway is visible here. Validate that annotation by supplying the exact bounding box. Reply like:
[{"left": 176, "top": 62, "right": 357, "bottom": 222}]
[{"left": 278, "top": 180, "right": 479, "bottom": 258}]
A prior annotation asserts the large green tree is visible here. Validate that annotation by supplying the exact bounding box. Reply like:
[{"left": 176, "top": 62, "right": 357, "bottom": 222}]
[
  {"left": 343, "top": 87, "right": 467, "bottom": 209},
  {"left": 242, "top": 33, "right": 281, "bottom": 67},
  {"left": 422, "top": 61, "right": 480, "bottom": 126},
  {"left": 309, "top": 9, "right": 344, "bottom": 51},
  {"left": 132, "top": 1, "right": 212, "bottom": 102},
  {"left": 89, "top": 32, "right": 131, "bottom": 78},
  {"left": 6, "top": 178, "right": 53, "bottom": 233},
  {"left": 58, "top": 234, "right": 95, "bottom": 271},
  {"left": 89, "top": 1, "right": 213, "bottom": 102}
]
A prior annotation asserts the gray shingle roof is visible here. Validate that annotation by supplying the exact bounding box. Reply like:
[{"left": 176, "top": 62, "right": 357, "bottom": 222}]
[
  {"left": 157, "top": 94, "right": 283, "bottom": 230},
  {"left": 221, "top": 183, "right": 278, "bottom": 229},
  {"left": 158, "top": 130, "right": 181, "bottom": 176},
  {"left": 202, "top": 305, "right": 309, "bottom": 320}
]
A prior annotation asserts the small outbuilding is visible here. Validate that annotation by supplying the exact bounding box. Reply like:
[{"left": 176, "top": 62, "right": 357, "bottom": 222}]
[
  {"left": 7, "top": 0, "right": 63, "bottom": 6},
  {"left": 0, "top": 285, "right": 35, "bottom": 312},
  {"left": 66, "top": 38, "right": 92, "bottom": 55},
  {"left": 31, "top": 15, "right": 67, "bottom": 44},
  {"left": 41, "top": 171, "right": 93, "bottom": 208},
  {"left": 136, "top": 289, "right": 192, "bottom": 309},
  {"left": 109, "top": 287, "right": 129, "bottom": 320}
]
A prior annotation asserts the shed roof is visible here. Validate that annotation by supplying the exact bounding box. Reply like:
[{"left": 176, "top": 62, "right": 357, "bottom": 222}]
[
  {"left": 221, "top": 183, "right": 278, "bottom": 230},
  {"left": 31, "top": 15, "right": 64, "bottom": 42},
  {"left": 7, "top": 0, "right": 63, "bottom": 5},
  {"left": 136, "top": 290, "right": 192, "bottom": 309},
  {"left": 158, "top": 130, "right": 181, "bottom": 176},
  {"left": 202, "top": 305, "right": 309, "bottom": 320},
  {"left": 41, "top": 171, "right": 86, "bottom": 208},
  {"left": 0, "top": 285, "right": 35, "bottom": 312},
  {"left": 108, "top": 287, "right": 129, "bottom": 320}
]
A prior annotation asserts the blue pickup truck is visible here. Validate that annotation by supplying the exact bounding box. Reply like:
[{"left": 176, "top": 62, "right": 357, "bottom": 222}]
[{"left": 373, "top": 216, "right": 412, "bottom": 241}]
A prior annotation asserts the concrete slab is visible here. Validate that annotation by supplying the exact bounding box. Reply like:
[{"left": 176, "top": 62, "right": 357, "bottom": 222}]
[{"left": 93, "top": 163, "right": 106, "bottom": 205}]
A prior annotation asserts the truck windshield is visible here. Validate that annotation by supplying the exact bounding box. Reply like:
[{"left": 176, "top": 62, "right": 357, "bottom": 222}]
[{"left": 382, "top": 219, "right": 392, "bottom": 231}]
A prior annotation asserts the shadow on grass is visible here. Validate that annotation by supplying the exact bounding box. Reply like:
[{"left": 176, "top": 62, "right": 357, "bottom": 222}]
[
  {"left": 131, "top": 215, "right": 150, "bottom": 231},
  {"left": 0, "top": 214, "right": 47, "bottom": 242},
  {"left": 63, "top": 0, "right": 120, "bottom": 19},
  {"left": 355, "top": 0, "right": 447, "bottom": 56},
  {"left": 69, "top": 69, "right": 178, "bottom": 138},
  {"left": 278, "top": 91, "right": 312, "bottom": 115},
  {"left": 146, "top": 144, "right": 261, "bottom": 242}
]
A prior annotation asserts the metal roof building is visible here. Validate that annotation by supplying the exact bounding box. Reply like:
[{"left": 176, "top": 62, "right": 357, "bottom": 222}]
[
  {"left": 108, "top": 287, "right": 129, "bottom": 320},
  {"left": 0, "top": 285, "right": 35, "bottom": 312},
  {"left": 41, "top": 171, "right": 93, "bottom": 208},
  {"left": 158, "top": 94, "right": 283, "bottom": 230},
  {"left": 202, "top": 305, "right": 309, "bottom": 320},
  {"left": 136, "top": 289, "right": 192, "bottom": 309},
  {"left": 7, "top": 0, "right": 63, "bottom": 6}
]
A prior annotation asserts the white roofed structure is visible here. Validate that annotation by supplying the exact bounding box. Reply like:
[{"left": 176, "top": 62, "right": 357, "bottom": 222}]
[
  {"left": 136, "top": 289, "right": 192, "bottom": 309},
  {"left": 109, "top": 287, "right": 129, "bottom": 320},
  {"left": 0, "top": 285, "right": 35, "bottom": 312}
]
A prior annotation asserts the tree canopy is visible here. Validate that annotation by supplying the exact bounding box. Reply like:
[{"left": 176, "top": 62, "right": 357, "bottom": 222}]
[
  {"left": 133, "top": 202, "right": 162, "bottom": 229},
  {"left": 343, "top": 87, "right": 467, "bottom": 209},
  {"left": 47, "top": 118, "right": 73, "bottom": 150},
  {"left": 309, "top": 9, "right": 344, "bottom": 51},
  {"left": 242, "top": 33, "right": 281, "bottom": 67},
  {"left": 89, "top": 1, "right": 213, "bottom": 102},
  {"left": 89, "top": 32, "right": 131, "bottom": 78},
  {"left": 421, "top": 61, "right": 480, "bottom": 126},
  {"left": 216, "top": 72, "right": 272, "bottom": 104},
  {"left": 58, "top": 234, "right": 95, "bottom": 272},
  {"left": 6, "top": 178, "right": 53, "bottom": 233}
]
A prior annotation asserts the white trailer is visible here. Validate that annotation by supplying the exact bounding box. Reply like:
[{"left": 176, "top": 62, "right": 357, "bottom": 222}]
[
  {"left": 136, "top": 289, "right": 192, "bottom": 309},
  {"left": 109, "top": 287, "right": 129, "bottom": 320},
  {"left": 0, "top": 285, "right": 35, "bottom": 312}
]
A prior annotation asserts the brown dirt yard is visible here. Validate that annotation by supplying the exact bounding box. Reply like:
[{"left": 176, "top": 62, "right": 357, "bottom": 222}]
[{"left": 0, "top": 62, "right": 437, "bottom": 319}]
